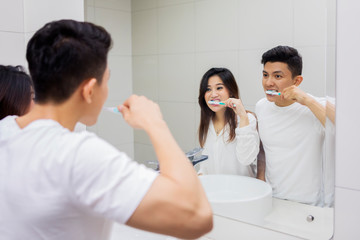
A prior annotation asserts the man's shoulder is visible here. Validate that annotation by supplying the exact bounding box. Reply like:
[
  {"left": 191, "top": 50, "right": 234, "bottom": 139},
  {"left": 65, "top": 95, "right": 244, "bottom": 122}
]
[
  {"left": 256, "top": 97, "right": 268, "bottom": 106},
  {"left": 255, "top": 98, "right": 268, "bottom": 113}
]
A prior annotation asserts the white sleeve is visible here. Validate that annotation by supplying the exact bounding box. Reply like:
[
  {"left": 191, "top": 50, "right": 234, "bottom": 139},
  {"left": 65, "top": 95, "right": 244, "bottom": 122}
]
[
  {"left": 68, "top": 135, "right": 158, "bottom": 224},
  {"left": 235, "top": 113, "right": 260, "bottom": 166}
]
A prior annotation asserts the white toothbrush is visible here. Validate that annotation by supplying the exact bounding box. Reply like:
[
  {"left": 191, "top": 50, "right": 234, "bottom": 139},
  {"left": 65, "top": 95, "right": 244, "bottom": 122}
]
[
  {"left": 266, "top": 90, "right": 281, "bottom": 96},
  {"left": 103, "top": 107, "right": 121, "bottom": 114},
  {"left": 208, "top": 101, "right": 236, "bottom": 107}
]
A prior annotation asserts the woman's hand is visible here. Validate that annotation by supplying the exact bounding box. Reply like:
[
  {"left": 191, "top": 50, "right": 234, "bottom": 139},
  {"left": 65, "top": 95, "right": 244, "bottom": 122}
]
[
  {"left": 224, "top": 98, "right": 249, "bottom": 127},
  {"left": 281, "top": 85, "right": 309, "bottom": 105},
  {"left": 224, "top": 98, "right": 247, "bottom": 117}
]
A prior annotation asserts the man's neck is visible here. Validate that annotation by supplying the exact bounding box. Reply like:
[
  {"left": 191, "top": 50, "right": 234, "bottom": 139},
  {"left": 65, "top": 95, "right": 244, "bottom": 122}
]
[
  {"left": 274, "top": 99, "right": 296, "bottom": 107},
  {"left": 16, "top": 101, "right": 82, "bottom": 131}
]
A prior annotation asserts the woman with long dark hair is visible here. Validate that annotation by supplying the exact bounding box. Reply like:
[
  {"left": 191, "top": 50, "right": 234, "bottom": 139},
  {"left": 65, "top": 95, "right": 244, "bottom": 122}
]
[
  {"left": 0, "top": 65, "right": 34, "bottom": 120},
  {"left": 198, "top": 68, "right": 259, "bottom": 176}
]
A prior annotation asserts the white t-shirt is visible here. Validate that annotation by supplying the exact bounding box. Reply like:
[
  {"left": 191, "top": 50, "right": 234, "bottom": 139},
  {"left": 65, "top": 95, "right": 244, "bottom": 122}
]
[
  {"left": 198, "top": 113, "right": 259, "bottom": 177},
  {"left": 255, "top": 96, "right": 325, "bottom": 206},
  {"left": 0, "top": 116, "right": 158, "bottom": 240}
]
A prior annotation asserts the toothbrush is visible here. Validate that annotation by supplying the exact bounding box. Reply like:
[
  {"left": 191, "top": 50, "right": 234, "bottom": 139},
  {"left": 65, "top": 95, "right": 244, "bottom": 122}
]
[
  {"left": 208, "top": 101, "right": 226, "bottom": 106},
  {"left": 104, "top": 107, "right": 121, "bottom": 114},
  {"left": 208, "top": 101, "right": 236, "bottom": 107},
  {"left": 266, "top": 90, "right": 281, "bottom": 96}
]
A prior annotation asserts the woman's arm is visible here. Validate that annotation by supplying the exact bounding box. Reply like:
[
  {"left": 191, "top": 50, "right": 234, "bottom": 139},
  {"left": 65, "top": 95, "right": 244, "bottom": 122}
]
[{"left": 235, "top": 113, "right": 260, "bottom": 166}]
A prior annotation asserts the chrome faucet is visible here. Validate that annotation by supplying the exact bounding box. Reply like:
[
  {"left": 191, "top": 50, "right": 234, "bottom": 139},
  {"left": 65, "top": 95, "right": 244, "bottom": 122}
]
[
  {"left": 185, "top": 147, "right": 208, "bottom": 167},
  {"left": 146, "top": 147, "right": 208, "bottom": 171}
]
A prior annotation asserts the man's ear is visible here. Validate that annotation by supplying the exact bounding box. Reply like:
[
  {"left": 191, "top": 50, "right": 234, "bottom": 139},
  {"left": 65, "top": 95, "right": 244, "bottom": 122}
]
[
  {"left": 293, "top": 75, "right": 303, "bottom": 87},
  {"left": 82, "top": 78, "right": 97, "bottom": 104}
]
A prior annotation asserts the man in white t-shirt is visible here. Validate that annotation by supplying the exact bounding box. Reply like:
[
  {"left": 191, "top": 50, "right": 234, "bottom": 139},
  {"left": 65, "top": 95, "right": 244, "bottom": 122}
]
[
  {"left": 0, "top": 20, "right": 212, "bottom": 240},
  {"left": 255, "top": 46, "right": 326, "bottom": 206}
]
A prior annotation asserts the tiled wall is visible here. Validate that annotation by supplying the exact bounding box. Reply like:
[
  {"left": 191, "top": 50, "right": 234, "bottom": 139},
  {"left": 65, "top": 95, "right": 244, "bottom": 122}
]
[
  {"left": 131, "top": 0, "right": 329, "bottom": 164},
  {"left": 0, "top": 0, "right": 83, "bottom": 67},
  {"left": 0, "top": 0, "right": 26, "bottom": 66},
  {"left": 85, "top": 0, "right": 134, "bottom": 159},
  {"left": 334, "top": 0, "right": 360, "bottom": 239}
]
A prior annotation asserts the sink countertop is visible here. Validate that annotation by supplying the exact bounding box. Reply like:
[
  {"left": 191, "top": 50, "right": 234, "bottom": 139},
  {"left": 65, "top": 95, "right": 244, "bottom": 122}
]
[{"left": 209, "top": 197, "right": 334, "bottom": 240}]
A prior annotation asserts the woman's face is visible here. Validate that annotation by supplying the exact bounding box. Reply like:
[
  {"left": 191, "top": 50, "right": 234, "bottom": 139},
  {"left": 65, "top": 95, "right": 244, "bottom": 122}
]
[{"left": 204, "top": 75, "right": 230, "bottom": 113}]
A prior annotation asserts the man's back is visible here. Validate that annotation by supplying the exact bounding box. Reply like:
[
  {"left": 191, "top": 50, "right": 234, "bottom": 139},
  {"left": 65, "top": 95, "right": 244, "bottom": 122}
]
[{"left": 0, "top": 116, "right": 157, "bottom": 240}]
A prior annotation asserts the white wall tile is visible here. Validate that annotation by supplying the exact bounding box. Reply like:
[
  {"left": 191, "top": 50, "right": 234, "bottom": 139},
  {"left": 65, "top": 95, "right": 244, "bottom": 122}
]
[
  {"left": 326, "top": 45, "right": 336, "bottom": 98},
  {"left": 195, "top": 0, "right": 238, "bottom": 52},
  {"left": 296, "top": 46, "right": 326, "bottom": 97},
  {"left": 335, "top": 0, "right": 360, "bottom": 192},
  {"left": 95, "top": 8, "right": 132, "bottom": 56},
  {"left": 159, "top": 101, "right": 197, "bottom": 152},
  {"left": 132, "top": 0, "right": 157, "bottom": 11},
  {"left": 158, "top": 53, "right": 196, "bottom": 102},
  {"left": 238, "top": 0, "right": 293, "bottom": 50},
  {"left": 326, "top": 0, "right": 336, "bottom": 46},
  {"left": 195, "top": 51, "right": 239, "bottom": 81},
  {"left": 293, "top": 0, "right": 327, "bottom": 47},
  {"left": 0, "top": 0, "right": 24, "bottom": 32},
  {"left": 237, "top": 49, "right": 264, "bottom": 107},
  {"left": 134, "top": 129, "right": 152, "bottom": 145},
  {"left": 132, "top": 9, "right": 158, "bottom": 55},
  {"left": 85, "top": 6, "right": 96, "bottom": 22},
  {"left": 107, "top": 55, "right": 132, "bottom": 102},
  {"left": 24, "top": 0, "right": 84, "bottom": 33},
  {"left": 117, "top": 142, "right": 134, "bottom": 159},
  {"left": 158, "top": 3, "right": 195, "bottom": 54},
  {"left": 85, "top": 0, "right": 95, "bottom": 6},
  {"left": 96, "top": 106, "right": 134, "bottom": 146},
  {"left": 0, "top": 32, "right": 26, "bottom": 66},
  {"left": 134, "top": 143, "right": 157, "bottom": 165},
  {"left": 334, "top": 187, "right": 360, "bottom": 239},
  {"left": 95, "top": 0, "right": 131, "bottom": 12},
  {"left": 132, "top": 55, "right": 158, "bottom": 101},
  {"left": 158, "top": 0, "right": 194, "bottom": 7}
]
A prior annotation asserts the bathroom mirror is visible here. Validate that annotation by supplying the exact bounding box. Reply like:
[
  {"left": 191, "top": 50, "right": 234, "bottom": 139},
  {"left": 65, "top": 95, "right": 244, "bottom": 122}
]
[{"left": 85, "top": 0, "right": 336, "bottom": 238}]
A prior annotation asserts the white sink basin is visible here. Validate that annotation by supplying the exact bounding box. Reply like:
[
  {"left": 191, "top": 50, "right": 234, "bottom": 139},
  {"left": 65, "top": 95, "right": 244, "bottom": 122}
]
[{"left": 199, "top": 174, "right": 272, "bottom": 225}]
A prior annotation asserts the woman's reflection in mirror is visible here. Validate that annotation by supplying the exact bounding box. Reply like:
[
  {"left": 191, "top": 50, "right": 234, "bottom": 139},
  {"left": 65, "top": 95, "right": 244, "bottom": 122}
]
[
  {"left": 197, "top": 67, "right": 260, "bottom": 177},
  {"left": 255, "top": 45, "right": 331, "bottom": 206}
]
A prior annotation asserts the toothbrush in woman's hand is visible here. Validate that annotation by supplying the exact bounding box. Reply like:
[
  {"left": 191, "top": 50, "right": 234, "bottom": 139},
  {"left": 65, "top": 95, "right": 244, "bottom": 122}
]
[
  {"left": 266, "top": 90, "right": 281, "bottom": 96},
  {"left": 208, "top": 101, "right": 236, "bottom": 107}
]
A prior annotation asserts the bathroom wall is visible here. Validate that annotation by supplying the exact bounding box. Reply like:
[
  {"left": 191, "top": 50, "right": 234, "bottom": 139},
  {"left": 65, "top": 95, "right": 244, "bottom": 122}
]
[
  {"left": 0, "top": 0, "right": 83, "bottom": 67},
  {"left": 333, "top": 0, "right": 360, "bottom": 238},
  {"left": 85, "top": 0, "right": 134, "bottom": 159},
  {"left": 0, "top": 1, "right": 26, "bottom": 66},
  {"left": 131, "top": 0, "right": 328, "bottom": 164}
]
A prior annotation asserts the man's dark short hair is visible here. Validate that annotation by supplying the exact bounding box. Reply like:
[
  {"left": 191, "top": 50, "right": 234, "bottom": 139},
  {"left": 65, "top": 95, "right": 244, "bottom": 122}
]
[
  {"left": 261, "top": 46, "right": 302, "bottom": 78},
  {"left": 26, "top": 19, "right": 112, "bottom": 104}
]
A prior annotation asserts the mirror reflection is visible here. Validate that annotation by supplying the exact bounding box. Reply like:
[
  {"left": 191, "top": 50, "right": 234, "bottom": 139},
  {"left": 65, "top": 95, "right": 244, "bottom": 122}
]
[{"left": 86, "top": 0, "right": 336, "bottom": 238}]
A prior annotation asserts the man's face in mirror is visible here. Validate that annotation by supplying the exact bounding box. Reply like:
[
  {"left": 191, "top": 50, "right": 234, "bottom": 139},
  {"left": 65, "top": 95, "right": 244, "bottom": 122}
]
[{"left": 262, "top": 62, "right": 298, "bottom": 104}]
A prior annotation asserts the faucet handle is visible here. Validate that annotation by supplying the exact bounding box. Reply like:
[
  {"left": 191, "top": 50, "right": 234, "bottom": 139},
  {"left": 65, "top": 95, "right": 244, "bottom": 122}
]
[
  {"left": 185, "top": 147, "right": 204, "bottom": 160},
  {"left": 191, "top": 155, "right": 208, "bottom": 166}
]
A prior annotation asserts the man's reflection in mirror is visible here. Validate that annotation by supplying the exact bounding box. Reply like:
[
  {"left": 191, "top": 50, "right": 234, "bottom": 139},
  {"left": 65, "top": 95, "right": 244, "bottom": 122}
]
[
  {"left": 197, "top": 68, "right": 259, "bottom": 176},
  {"left": 255, "top": 46, "right": 330, "bottom": 206}
]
